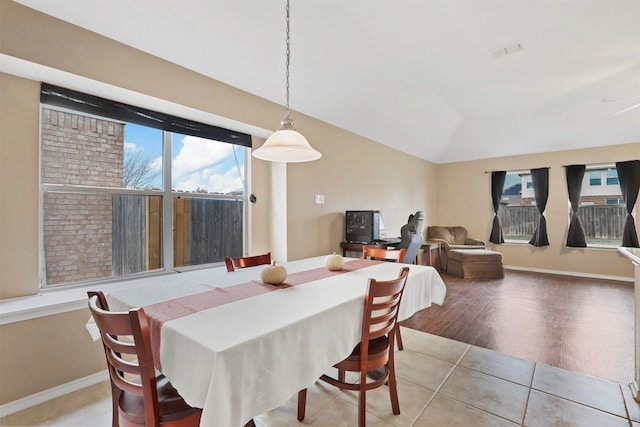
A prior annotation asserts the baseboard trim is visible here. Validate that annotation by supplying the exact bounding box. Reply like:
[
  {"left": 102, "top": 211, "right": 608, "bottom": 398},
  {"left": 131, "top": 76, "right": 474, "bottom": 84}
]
[
  {"left": 504, "top": 265, "right": 634, "bottom": 283},
  {"left": 0, "top": 370, "right": 109, "bottom": 418}
]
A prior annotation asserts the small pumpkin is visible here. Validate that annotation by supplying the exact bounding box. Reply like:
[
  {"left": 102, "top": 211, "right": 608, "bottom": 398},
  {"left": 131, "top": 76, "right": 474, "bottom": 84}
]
[
  {"left": 261, "top": 261, "right": 287, "bottom": 285},
  {"left": 325, "top": 252, "right": 344, "bottom": 271}
]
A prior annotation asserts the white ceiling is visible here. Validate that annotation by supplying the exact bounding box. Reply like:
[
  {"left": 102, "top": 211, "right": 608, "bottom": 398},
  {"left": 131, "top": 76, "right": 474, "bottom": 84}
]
[{"left": 15, "top": 0, "right": 640, "bottom": 163}]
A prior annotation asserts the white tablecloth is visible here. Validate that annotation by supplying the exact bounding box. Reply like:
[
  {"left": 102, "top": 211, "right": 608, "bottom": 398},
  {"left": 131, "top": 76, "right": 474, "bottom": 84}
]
[{"left": 105, "top": 257, "right": 446, "bottom": 426}]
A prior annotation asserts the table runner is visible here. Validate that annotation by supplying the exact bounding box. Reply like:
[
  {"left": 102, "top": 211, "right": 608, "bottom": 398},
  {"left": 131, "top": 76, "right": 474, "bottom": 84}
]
[{"left": 143, "top": 258, "right": 379, "bottom": 368}]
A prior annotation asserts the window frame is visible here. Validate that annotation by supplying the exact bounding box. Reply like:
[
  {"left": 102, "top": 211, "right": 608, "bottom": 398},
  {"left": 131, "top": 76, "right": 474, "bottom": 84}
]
[
  {"left": 606, "top": 169, "right": 619, "bottom": 186},
  {"left": 589, "top": 170, "right": 602, "bottom": 186},
  {"left": 573, "top": 163, "right": 628, "bottom": 248},
  {"left": 39, "top": 98, "right": 251, "bottom": 289},
  {"left": 499, "top": 170, "right": 540, "bottom": 244}
]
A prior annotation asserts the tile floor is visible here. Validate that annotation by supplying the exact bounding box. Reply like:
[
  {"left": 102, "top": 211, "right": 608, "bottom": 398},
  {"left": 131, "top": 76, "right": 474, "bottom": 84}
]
[{"left": 2, "top": 327, "right": 639, "bottom": 426}]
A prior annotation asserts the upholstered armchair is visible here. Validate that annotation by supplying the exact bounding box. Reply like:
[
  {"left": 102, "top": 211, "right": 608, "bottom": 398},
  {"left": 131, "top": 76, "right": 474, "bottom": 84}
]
[{"left": 426, "top": 226, "right": 485, "bottom": 270}]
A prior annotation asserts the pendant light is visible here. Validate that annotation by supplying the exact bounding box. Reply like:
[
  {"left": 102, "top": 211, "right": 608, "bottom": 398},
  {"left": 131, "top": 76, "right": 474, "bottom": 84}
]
[{"left": 252, "top": 0, "right": 321, "bottom": 163}]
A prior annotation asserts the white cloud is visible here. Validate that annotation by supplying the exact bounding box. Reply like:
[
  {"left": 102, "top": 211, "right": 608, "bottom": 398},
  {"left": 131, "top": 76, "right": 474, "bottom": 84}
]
[
  {"left": 175, "top": 166, "right": 243, "bottom": 194},
  {"left": 124, "top": 141, "right": 142, "bottom": 153},
  {"left": 171, "top": 135, "right": 244, "bottom": 193},
  {"left": 150, "top": 156, "right": 162, "bottom": 173},
  {"left": 173, "top": 136, "right": 230, "bottom": 178}
]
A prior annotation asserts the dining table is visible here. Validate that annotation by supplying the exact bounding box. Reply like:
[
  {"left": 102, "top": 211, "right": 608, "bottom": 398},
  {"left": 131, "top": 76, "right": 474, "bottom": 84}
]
[{"left": 103, "top": 256, "right": 447, "bottom": 426}]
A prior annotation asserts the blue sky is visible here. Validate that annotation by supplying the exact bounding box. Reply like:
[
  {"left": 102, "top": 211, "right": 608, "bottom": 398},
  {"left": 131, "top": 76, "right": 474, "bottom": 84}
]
[
  {"left": 503, "top": 172, "right": 521, "bottom": 189},
  {"left": 124, "top": 123, "right": 245, "bottom": 194}
]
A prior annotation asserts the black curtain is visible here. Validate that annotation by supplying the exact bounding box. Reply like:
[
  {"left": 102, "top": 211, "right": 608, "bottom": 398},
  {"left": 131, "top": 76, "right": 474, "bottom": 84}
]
[
  {"left": 616, "top": 160, "right": 640, "bottom": 248},
  {"left": 489, "top": 171, "right": 506, "bottom": 244},
  {"left": 528, "top": 168, "right": 550, "bottom": 246},
  {"left": 565, "top": 165, "right": 587, "bottom": 247}
]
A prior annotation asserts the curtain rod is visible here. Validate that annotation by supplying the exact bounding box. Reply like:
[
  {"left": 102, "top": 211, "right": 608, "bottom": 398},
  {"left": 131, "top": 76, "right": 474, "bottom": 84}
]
[
  {"left": 562, "top": 163, "right": 617, "bottom": 168},
  {"left": 483, "top": 167, "right": 550, "bottom": 173}
]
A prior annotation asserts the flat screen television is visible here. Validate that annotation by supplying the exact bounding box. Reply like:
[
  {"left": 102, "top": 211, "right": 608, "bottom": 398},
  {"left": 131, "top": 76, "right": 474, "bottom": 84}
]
[{"left": 345, "top": 210, "right": 381, "bottom": 243}]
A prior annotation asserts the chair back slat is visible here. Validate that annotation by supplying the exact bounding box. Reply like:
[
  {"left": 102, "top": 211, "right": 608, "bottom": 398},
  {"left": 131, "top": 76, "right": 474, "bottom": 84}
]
[
  {"left": 368, "top": 295, "right": 402, "bottom": 339},
  {"left": 224, "top": 252, "right": 272, "bottom": 271},
  {"left": 360, "top": 267, "right": 410, "bottom": 352},
  {"left": 362, "top": 246, "right": 406, "bottom": 263},
  {"left": 102, "top": 333, "right": 136, "bottom": 357}
]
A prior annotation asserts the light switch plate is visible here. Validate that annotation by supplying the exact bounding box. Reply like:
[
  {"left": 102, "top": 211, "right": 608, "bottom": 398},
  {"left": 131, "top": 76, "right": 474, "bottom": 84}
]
[{"left": 315, "top": 194, "right": 325, "bottom": 204}]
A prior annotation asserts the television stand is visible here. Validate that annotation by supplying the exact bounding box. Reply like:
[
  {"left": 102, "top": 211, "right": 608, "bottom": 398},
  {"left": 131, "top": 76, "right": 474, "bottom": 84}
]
[{"left": 340, "top": 241, "right": 388, "bottom": 257}]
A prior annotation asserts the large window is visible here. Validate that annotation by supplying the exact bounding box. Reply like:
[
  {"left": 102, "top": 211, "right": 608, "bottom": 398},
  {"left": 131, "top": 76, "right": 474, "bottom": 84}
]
[
  {"left": 40, "top": 85, "right": 251, "bottom": 288},
  {"left": 576, "top": 165, "right": 625, "bottom": 247},
  {"left": 498, "top": 171, "right": 540, "bottom": 242}
]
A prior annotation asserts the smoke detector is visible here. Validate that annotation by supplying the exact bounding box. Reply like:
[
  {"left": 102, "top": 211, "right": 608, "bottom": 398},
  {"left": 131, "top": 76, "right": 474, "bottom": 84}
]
[{"left": 490, "top": 41, "right": 524, "bottom": 58}]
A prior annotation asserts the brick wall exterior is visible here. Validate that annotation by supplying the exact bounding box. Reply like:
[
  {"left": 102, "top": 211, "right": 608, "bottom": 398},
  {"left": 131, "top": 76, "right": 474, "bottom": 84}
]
[
  {"left": 580, "top": 195, "right": 623, "bottom": 205},
  {"left": 41, "top": 108, "right": 123, "bottom": 186},
  {"left": 41, "top": 108, "right": 124, "bottom": 285}
]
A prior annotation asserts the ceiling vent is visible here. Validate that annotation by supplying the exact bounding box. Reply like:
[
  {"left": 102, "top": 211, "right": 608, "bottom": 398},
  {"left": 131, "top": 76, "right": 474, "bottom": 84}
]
[{"left": 490, "top": 41, "right": 524, "bottom": 58}]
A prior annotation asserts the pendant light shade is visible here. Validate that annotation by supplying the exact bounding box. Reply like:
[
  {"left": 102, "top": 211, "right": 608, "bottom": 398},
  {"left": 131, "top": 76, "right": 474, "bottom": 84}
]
[
  {"left": 252, "top": 0, "right": 321, "bottom": 163},
  {"left": 253, "top": 118, "right": 321, "bottom": 163}
]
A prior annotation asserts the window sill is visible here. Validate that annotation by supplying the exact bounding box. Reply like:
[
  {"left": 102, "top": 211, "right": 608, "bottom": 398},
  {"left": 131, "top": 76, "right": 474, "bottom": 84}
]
[
  {"left": 0, "top": 264, "right": 228, "bottom": 326},
  {"left": 0, "top": 281, "right": 134, "bottom": 326},
  {"left": 495, "top": 241, "right": 622, "bottom": 251}
]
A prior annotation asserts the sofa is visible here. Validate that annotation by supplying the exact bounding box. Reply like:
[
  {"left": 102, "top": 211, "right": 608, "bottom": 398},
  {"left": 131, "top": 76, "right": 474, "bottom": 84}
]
[{"left": 426, "top": 226, "right": 486, "bottom": 270}]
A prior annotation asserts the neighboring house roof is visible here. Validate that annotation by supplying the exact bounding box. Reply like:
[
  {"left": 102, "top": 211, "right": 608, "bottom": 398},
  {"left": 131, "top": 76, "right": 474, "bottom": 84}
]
[{"left": 503, "top": 183, "right": 522, "bottom": 196}]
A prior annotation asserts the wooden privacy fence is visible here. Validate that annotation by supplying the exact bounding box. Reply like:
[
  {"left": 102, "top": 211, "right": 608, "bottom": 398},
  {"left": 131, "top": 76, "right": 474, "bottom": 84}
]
[
  {"left": 174, "top": 197, "right": 243, "bottom": 267},
  {"left": 499, "top": 206, "right": 540, "bottom": 237},
  {"left": 498, "top": 205, "right": 626, "bottom": 240},
  {"left": 578, "top": 205, "right": 626, "bottom": 240},
  {"left": 113, "top": 195, "right": 243, "bottom": 275}
]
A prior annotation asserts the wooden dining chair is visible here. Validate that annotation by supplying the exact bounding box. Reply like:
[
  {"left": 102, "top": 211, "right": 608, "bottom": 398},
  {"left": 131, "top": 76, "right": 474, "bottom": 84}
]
[
  {"left": 362, "top": 245, "right": 407, "bottom": 350},
  {"left": 362, "top": 246, "right": 406, "bottom": 263},
  {"left": 87, "top": 291, "right": 202, "bottom": 427},
  {"left": 297, "top": 267, "right": 410, "bottom": 427},
  {"left": 224, "top": 252, "right": 271, "bottom": 272}
]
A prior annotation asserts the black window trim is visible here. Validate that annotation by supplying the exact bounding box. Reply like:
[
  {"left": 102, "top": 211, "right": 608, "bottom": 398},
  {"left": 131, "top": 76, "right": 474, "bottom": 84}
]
[{"left": 40, "top": 83, "right": 252, "bottom": 147}]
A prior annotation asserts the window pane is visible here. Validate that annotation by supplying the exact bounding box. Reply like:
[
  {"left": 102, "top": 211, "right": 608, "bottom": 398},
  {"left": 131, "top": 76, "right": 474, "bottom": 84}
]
[
  {"left": 171, "top": 133, "right": 245, "bottom": 194},
  {"left": 579, "top": 166, "right": 624, "bottom": 246},
  {"left": 123, "top": 124, "right": 163, "bottom": 189},
  {"left": 498, "top": 172, "right": 539, "bottom": 241},
  {"left": 173, "top": 196, "right": 243, "bottom": 267},
  {"left": 606, "top": 169, "right": 619, "bottom": 186},
  {"left": 43, "top": 192, "right": 162, "bottom": 286},
  {"left": 589, "top": 170, "right": 601, "bottom": 186}
]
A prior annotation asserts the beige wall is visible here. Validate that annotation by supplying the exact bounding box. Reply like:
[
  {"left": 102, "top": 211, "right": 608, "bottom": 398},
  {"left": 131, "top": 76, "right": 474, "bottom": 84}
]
[
  {"left": 0, "top": 73, "right": 40, "bottom": 298},
  {"left": 0, "top": 308, "right": 105, "bottom": 404},
  {"left": 435, "top": 143, "right": 640, "bottom": 278}
]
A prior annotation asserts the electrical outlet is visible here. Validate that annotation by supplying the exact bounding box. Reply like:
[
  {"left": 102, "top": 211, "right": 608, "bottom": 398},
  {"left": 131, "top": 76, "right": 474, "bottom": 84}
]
[{"left": 315, "top": 194, "right": 325, "bottom": 204}]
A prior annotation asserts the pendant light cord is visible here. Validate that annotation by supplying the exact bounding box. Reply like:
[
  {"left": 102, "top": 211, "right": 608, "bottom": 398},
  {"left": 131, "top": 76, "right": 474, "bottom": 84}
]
[{"left": 284, "top": 0, "right": 291, "bottom": 120}]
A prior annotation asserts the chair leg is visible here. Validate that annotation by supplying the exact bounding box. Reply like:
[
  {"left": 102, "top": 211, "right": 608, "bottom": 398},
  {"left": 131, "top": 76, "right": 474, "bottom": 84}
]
[
  {"left": 395, "top": 326, "right": 404, "bottom": 351},
  {"left": 110, "top": 383, "right": 120, "bottom": 427},
  {"left": 358, "top": 372, "right": 367, "bottom": 427},
  {"left": 388, "top": 355, "right": 400, "bottom": 415},
  {"left": 297, "top": 389, "right": 307, "bottom": 421}
]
